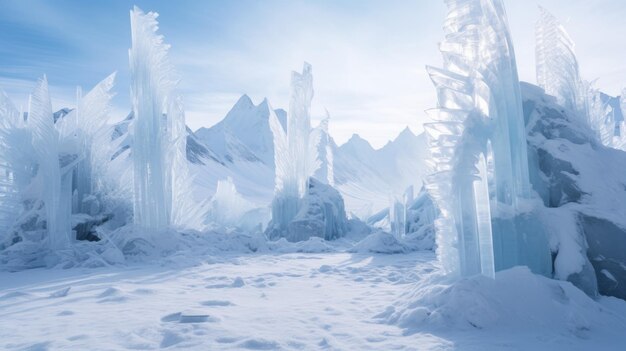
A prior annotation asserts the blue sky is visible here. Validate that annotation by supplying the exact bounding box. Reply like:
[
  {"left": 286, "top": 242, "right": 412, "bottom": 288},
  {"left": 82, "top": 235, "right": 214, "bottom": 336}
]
[{"left": 1, "top": 0, "right": 625, "bottom": 148}]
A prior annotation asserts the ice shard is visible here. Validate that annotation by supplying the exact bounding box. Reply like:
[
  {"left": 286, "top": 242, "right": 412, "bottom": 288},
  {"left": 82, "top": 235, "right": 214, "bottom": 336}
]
[
  {"left": 425, "top": 0, "right": 551, "bottom": 278},
  {"left": 0, "top": 90, "right": 32, "bottom": 243},
  {"left": 167, "top": 96, "right": 209, "bottom": 230},
  {"left": 389, "top": 186, "right": 413, "bottom": 238},
  {"left": 389, "top": 196, "right": 406, "bottom": 238},
  {"left": 28, "top": 77, "right": 69, "bottom": 249},
  {"left": 289, "top": 62, "right": 316, "bottom": 198},
  {"left": 129, "top": 7, "right": 176, "bottom": 230},
  {"left": 585, "top": 82, "right": 615, "bottom": 147},
  {"left": 311, "top": 114, "right": 334, "bottom": 186},
  {"left": 268, "top": 63, "right": 320, "bottom": 236},
  {"left": 535, "top": 7, "right": 587, "bottom": 119},
  {"left": 207, "top": 177, "right": 253, "bottom": 228},
  {"left": 57, "top": 73, "right": 116, "bottom": 216}
]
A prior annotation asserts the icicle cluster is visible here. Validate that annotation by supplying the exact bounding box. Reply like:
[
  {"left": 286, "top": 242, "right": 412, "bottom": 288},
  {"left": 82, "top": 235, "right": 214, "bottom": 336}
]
[{"left": 424, "top": 0, "right": 549, "bottom": 278}]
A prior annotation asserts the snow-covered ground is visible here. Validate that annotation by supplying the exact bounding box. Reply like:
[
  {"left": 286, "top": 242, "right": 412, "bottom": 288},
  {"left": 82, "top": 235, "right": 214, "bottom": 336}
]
[{"left": 2, "top": 247, "right": 625, "bottom": 350}]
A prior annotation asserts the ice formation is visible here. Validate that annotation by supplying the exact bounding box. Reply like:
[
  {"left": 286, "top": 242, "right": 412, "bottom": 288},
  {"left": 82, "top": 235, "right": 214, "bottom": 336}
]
[
  {"left": 535, "top": 7, "right": 587, "bottom": 120},
  {"left": 279, "top": 178, "right": 348, "bottom": 242},
  {"left": 268, "top": 63, "right": 318, "bottom": 234},
  {"left": 267, "top": 63, "right": 348, "bottom": 240},
  {"left": 425, "top": 0, "right": 551, "bottom": 278},
  {"left": 311, "top": 114, "right": 334, "bottom": 186},
  {"left": 207, "top": 177, "right": 254, "bottom": 228},
  {"left": 28, "top": 77, "right": 70, "bottom": 250},
  {"left": 129, "top": 7, "right": 204, "bottom": 231},
  {"left": 57, "top": 74, "right": 116, "bottom": 217},
  {"left": 536, "top": 7, "right": 622, "bottom": 149},
  {"left": 389, "top": 186, "right": 414, "bottom": 238},
  {"left": 0, "top": 90, "right": 32, "bottom": 245}
]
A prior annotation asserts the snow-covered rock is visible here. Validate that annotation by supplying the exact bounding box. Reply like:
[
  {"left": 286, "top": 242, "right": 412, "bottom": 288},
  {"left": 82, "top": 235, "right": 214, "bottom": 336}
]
[{"left": 523, "top": 82, "right": 626, "bottom": 299}]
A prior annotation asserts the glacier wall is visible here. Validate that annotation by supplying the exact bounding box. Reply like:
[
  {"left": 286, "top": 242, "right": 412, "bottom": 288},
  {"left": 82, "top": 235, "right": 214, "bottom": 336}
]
[{"left": 425, "top": 0, "right": 551, "bottom": 278}]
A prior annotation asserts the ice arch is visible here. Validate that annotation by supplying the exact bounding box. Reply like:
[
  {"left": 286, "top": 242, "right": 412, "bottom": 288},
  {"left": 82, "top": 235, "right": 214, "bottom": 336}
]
[{"left": 424, "top": 0, "right": 552, "bottom": 278}]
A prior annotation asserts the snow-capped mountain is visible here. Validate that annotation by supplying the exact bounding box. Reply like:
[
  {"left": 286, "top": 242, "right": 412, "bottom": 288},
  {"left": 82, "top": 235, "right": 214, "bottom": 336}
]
[
  {"left": 195, "top": 95, "right": 286, "bottom": 166},
  {"left": 333, "top": 127, "right": 430, "bottom": 218},
  {"left": 191, "top": 95, "right": 430, "bottom": 216}
]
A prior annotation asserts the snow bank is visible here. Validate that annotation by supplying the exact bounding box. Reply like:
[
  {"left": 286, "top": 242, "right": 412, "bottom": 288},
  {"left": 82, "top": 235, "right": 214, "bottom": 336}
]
[{"left": 383, "top": 266, "right": 626, "bottom": 349}]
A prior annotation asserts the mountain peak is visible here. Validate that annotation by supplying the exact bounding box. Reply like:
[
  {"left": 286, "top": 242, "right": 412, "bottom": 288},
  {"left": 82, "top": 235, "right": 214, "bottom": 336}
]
[
  {"left": 233, "top": 94, "right": 254, "bottom": 110},
  {"left": 342, "top": 133, "right": 374, "bottom": 152}
]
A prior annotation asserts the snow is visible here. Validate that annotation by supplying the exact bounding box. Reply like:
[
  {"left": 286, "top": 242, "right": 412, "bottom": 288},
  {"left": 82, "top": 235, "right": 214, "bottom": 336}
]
[
  {"left": 1, "top": 2, "right": 626, "bottom": 350},
  {"left": 384, "top": 266, "right": 626, "bottom": 350},
  {"left": 2, "top": 248, "right": 625, "bottom": 350}
]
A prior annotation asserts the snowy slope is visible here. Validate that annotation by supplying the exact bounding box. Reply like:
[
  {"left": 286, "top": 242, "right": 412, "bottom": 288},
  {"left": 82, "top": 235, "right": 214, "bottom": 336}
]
[{"left": 195, "top": 95, "right": 286, "bottom": 166}]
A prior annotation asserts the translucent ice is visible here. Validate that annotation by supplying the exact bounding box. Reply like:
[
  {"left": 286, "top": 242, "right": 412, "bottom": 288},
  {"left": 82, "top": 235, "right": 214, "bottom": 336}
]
[
  {"left": 129, "top": 7, "right": 207, "bottom": 231},
  {"left": 535, "top": 7, "right": 587, "bottom": 119},
  {"left": 425, "top": 0, "right": 550, "bottom": 278},
  {"left": 28, "top": 77, "right": 68, "bottom": 249}
]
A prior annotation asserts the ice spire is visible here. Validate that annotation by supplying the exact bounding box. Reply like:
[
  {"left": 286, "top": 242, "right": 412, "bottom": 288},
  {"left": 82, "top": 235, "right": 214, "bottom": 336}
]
[
  {"left": 311, "top": 112, "right": 334, "bottom": 186},
  {"left": 167, "top": 96, "right": 209, "bottom": 230},
  {"left": 0, "top": 90, "right": 32, "bottom": 243},
  {"left": 535, "top": 7, "right": 586, "bottom": 118},
  {"left": 289, "top": 62, "right": 315, "bottom": 198},
  {"left": 28, "top": 77, "right": 69, "bottom": 249},
  {"left": 129, "top": 6, "right": 176, "bottom": 230},
  {"left": 424, "top": 0, "right": 550, "bottom": 278},
  {"left": 268, "top": 63, "right": 323, "bottom": 237}
]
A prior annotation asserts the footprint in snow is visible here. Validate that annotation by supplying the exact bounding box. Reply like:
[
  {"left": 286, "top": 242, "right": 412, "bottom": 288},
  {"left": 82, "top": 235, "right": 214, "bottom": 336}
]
[
  {"left": 237, "top": 338, "right": 280, "bottom": 350},
  {"left": 98, "top": 287, "right": 121, "bottom": 298},
  {"left": 49, "top": 287, "right": 71, "bottom": 298},
  {"left": 200, "top": 300, "right": 234, "bottom": 307},
  {"left": 206, "top": 277, "right": 245, "bottom": 289},
  {"left": 161, "top": 311, "right": 219, "bottom": 323},
  {"left": 160, "top": 329, "right": 184, "bottom": 348},
  {"left": 318, "top": 265, "right": 333, "bottom": 273},
  {"left": 0, "top": 291, "right": 31, "bottom": 300}
]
